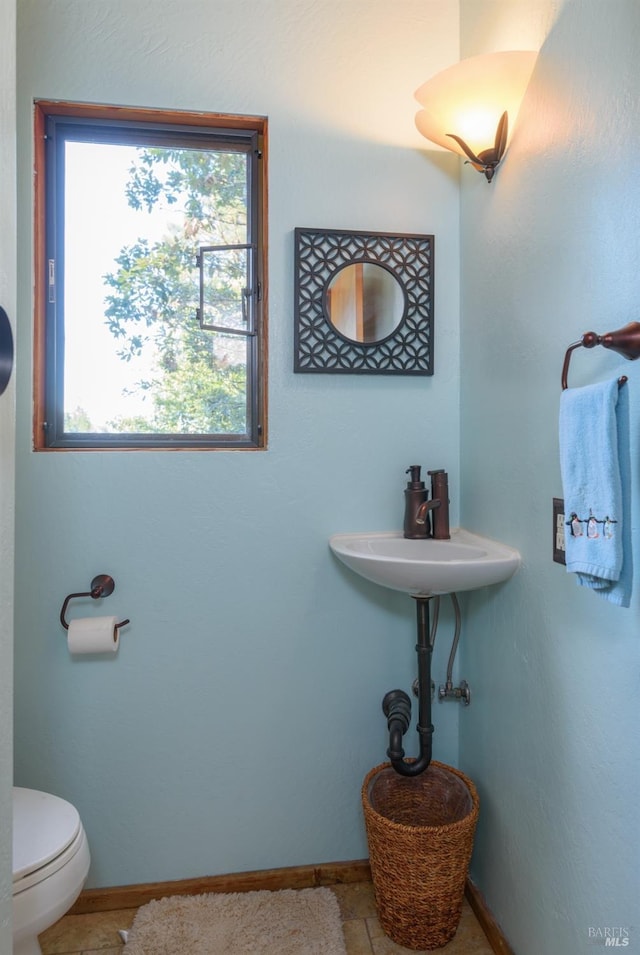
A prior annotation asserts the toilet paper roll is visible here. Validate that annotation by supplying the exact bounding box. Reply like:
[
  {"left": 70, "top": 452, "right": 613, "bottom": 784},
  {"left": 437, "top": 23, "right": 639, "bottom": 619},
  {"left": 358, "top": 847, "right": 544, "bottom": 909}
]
[{"left": 67, "top": 616, "right": 119, "bottom": 655}]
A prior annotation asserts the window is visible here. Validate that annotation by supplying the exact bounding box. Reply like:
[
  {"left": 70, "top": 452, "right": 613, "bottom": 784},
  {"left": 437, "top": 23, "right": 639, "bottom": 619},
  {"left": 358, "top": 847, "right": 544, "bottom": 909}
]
[{"left": 33, "top": 102, "right": 267, "bottom": 450}]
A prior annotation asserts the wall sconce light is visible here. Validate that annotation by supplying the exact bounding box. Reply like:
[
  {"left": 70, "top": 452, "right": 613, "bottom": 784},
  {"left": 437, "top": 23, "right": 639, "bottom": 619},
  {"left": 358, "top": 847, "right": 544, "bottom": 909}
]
[{"left": 414, "top": 51, "right": 537, "bottom": 182}]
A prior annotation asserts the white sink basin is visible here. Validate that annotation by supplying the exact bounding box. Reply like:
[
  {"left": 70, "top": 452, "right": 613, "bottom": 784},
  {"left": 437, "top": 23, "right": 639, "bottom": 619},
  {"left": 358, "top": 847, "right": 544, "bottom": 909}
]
[{"left": 329, "top": 528, "right": 521, "bottom": 596}]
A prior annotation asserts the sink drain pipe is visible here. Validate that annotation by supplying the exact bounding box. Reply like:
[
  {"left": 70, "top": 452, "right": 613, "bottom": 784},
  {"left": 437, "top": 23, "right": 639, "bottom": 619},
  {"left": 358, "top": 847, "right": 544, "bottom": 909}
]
[{"left": 382, "top": 596, "right": 434, "bottom": 777}]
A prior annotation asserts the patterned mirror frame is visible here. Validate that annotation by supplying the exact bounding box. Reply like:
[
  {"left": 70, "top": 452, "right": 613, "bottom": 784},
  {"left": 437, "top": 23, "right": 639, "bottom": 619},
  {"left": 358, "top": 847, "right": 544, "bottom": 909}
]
[{"left": 294, "top": 228, "right": 434, "bottom": 375}]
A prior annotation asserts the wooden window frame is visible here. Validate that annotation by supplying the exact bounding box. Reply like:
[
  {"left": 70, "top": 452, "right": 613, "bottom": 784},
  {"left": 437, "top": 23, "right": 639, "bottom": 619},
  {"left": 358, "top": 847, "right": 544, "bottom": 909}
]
[{"left": 33, "top": 100, "right": 268, "bottom": 451}]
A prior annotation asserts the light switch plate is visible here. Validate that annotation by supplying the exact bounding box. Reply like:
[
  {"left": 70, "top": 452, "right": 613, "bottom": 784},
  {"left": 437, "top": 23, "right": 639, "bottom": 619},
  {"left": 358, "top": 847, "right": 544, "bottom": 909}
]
[{"left": 553, "top": 497, "right": 566, "bottom": 564}]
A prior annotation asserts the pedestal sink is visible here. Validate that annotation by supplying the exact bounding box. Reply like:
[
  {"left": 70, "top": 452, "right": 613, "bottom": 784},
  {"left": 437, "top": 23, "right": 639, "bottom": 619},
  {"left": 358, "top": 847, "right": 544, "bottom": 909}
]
[{"left": 329, "top": 528, "right": 521, "bottom": 596}]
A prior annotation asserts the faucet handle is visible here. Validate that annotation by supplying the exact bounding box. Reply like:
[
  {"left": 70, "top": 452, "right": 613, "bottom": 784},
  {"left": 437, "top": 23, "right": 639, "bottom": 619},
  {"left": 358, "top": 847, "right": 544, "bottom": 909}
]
[{"left": 428, "top": 468, "right": 448, "bottom": 490}]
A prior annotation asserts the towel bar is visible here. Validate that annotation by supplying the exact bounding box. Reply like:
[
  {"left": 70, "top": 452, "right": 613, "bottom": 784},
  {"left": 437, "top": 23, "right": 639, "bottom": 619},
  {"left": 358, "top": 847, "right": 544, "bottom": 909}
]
[{"left": 561, "top": 321, "right": 640, "bottom": 390}]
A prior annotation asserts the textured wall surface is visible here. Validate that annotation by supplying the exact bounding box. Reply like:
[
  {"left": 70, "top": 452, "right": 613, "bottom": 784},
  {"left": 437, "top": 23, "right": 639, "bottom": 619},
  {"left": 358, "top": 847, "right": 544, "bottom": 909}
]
[
  {"left": 459, "top": 1, "right": 640, "bottom": 952},
  {"left": 14, "top": 0, "right": 462, "bottom": 887},
  {"left": 0, "top": 0, "right": 16, "bottom": 945}
]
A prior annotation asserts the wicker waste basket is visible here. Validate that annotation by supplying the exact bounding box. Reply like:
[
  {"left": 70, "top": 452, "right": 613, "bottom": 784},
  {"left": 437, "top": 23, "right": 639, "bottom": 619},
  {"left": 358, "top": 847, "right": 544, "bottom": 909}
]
[{"left": 362, "top": 760, "right": 479, "bottom": 951}]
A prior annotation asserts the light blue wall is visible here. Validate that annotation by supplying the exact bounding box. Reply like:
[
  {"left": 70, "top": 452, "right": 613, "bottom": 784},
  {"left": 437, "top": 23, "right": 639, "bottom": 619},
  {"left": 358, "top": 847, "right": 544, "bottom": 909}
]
[
  {"left": 14, "top": 0, "right": 462, "bottom": 887},
  {"left": 459, "top": 1, "right": 640, "bottom": 952}
]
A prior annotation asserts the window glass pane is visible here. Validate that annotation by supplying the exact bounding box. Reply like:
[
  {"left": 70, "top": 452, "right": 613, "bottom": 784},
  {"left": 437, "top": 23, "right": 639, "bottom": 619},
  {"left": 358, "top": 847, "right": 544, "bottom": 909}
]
[
  {"left": 200, "top": 247, "right": 250, "bottom": 332},
  {"left": 151, "top": 331, "right": 248, "bottom": 435},
  {"left": 62, "top": 139, "right": 249, "bottom": 436}
]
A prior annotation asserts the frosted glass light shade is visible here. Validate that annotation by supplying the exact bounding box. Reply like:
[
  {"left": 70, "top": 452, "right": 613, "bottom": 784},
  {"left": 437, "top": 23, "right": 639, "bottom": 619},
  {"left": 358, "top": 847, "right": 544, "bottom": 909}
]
[{"left": 415, "top": 51, "right": 537, "bottom": 171}]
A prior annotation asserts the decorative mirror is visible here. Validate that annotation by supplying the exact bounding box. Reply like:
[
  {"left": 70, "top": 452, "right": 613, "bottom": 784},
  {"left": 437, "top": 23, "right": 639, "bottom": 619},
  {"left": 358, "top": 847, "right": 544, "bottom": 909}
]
[{"left": 294, "top": 228, "right": 434, "bottom": 375}]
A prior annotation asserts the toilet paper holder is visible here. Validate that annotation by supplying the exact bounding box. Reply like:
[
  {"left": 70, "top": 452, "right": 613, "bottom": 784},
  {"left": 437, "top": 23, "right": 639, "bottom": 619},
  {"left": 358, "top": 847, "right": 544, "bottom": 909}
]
[{"left": 60, "top": 574, "right": 130, "bottom": 632}]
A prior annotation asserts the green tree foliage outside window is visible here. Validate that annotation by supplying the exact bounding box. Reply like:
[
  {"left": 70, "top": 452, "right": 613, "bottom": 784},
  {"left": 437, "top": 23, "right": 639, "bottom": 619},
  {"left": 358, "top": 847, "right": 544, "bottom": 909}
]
[{"left": 101, "top": 147, "right": 249, "bottom": 436}]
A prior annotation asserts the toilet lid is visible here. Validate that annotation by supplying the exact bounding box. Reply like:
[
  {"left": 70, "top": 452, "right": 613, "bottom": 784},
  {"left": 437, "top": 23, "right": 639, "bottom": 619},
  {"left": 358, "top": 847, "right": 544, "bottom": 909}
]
[{"left": 13, "top": 787, "right": 82, "bottom": 882}]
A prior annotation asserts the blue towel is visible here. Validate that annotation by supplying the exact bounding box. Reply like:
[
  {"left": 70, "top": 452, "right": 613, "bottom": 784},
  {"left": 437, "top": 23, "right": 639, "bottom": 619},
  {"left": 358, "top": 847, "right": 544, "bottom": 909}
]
[{"left": 559, "top": 379, "right": 632, "bottom": 608}]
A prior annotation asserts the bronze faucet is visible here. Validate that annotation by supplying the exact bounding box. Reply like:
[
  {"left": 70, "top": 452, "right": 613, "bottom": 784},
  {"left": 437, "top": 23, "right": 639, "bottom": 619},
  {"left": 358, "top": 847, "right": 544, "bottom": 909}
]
[{"left": 416, "top": 469, "right": 450, "bottom": 540}]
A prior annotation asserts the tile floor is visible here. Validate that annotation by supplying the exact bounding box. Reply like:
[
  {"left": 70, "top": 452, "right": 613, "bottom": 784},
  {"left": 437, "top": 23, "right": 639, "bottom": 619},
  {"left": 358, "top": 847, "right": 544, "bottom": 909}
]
[{"left": 38, "top": 882, "right": 495, "bottom": 954}]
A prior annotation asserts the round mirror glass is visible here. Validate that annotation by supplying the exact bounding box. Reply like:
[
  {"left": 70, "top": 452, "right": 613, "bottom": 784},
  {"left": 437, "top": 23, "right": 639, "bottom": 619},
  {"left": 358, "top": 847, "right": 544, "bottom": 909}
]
[{"left": 326, "top": 263, "right": 405, "bottom": 344}]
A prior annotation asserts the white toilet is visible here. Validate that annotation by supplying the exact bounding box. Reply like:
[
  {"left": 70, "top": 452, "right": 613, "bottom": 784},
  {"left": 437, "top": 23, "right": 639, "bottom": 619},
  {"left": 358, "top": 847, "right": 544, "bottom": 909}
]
[{"left": 12, "top": 787, "right": 91, "bottom": 955}]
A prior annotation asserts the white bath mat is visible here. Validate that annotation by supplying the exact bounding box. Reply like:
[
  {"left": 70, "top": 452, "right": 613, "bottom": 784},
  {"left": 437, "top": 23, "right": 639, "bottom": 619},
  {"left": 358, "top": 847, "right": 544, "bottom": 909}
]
[{"left": 122, "top": 885, "right": 347, "bottom": 955}]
